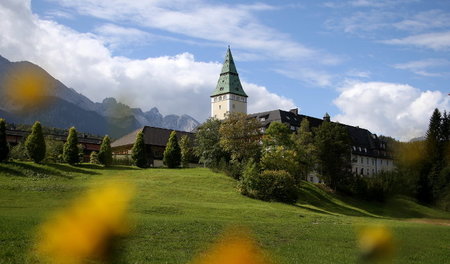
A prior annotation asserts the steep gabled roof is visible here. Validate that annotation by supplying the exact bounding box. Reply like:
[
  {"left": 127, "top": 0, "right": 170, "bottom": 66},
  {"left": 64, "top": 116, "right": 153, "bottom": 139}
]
[
  {"left": 211, "top": 47, "right": 248, "bottom": 97},
  {"left": 111, "top": 126, "right": 195, "bottom": 148},
  {"left": 249, "top": 109, "right": 391, "bottom": 158}
]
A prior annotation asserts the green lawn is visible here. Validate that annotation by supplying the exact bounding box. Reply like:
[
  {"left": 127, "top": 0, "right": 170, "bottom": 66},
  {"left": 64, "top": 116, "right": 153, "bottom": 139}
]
[{"left": 0, "top": 161, "right": 450, "bottom": 263}]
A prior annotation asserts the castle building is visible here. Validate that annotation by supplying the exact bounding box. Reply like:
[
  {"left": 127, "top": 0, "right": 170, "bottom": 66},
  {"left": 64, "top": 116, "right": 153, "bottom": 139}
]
[
  {"left": 211, "top": 47, "right": 247, "bottom": 120},
  {"left": 210, "top": 46, "right": 394, "bottom": 182}
]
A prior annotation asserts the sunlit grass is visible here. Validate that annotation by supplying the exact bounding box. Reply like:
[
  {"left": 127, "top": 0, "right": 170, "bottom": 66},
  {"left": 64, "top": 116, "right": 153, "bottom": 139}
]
[{"left": 0, "top": 162, "right": 449, "bottom": 263}]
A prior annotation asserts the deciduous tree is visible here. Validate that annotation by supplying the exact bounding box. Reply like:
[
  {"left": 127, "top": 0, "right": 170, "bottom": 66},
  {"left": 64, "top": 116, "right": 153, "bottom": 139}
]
[
  {"left": 219, "top": 112, "right": 261, "bottom": 163},
  {"left": 194, "top": 118, "right": 228, "bottom": 167}
]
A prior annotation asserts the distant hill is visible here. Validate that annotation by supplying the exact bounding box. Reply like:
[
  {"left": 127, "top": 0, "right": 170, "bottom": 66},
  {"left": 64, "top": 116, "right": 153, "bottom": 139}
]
[{"left": 0, "top": 55, "right": 199, "bottom": 138}]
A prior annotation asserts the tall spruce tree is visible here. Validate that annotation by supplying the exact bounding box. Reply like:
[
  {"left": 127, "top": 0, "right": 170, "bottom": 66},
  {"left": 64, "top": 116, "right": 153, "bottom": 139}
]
[
  {"left": 163, "top": 131, "right": 181, "bottom": 168},
  {"left": 131, "top": 131, "right": 147, "bottom": 168},
  {"left": 98, "top": 135, "right": 113, "bottom": 166},
  {"left": 0, "top": 118, "right": 9, "bottom": 162},
  {"left": 63, "top": 127, "right": 79, "bottom": 164},
  {"left": 25, "top": 121, "right": 46, "bottom": 163},
  {"left": 179, "top": 135, "right": 192, "bottom": 168}
]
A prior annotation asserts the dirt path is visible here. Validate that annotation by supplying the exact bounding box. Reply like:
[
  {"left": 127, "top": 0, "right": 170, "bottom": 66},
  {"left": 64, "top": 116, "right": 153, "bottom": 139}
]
[{"left": 406, "top": 218, "right": 450, "bottom": 226}]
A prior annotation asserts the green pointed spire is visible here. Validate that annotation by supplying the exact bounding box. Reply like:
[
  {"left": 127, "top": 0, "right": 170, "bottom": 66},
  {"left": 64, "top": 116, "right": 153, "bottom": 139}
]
[{"left": 211, "top": 47, "right": 247, "bottom": 97}]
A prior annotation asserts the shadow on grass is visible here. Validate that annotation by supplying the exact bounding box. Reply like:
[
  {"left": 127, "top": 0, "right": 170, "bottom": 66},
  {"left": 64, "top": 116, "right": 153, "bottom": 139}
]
[
  {"left": 77, "top": 164, "right": 139, "bottom": 170},
  {"left": 294, "top": 204, "right": 335, "bottom": 216},
  {"left": 2, "top": 162, "right": 74, "bottom": 179},
  {"left": 0, "top": 164, "right": 25, "bottom": 177},
  {"left": 298, "top": 182, "right": 380, "bottom": 218},
  {"left": 46, "top": 163, "right": 100, "bottom": 175}
]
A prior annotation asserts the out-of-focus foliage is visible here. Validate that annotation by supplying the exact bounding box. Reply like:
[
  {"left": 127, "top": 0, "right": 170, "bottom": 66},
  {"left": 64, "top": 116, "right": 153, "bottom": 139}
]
[
  {"left": 36, "top": 182, "right": 134, "bottom": 264},
  {"left": 358, "top": 225, "right": 395, "bottom": 263},
  {"left": 191, "top": 228, "right": 273, "bottom": 264}
]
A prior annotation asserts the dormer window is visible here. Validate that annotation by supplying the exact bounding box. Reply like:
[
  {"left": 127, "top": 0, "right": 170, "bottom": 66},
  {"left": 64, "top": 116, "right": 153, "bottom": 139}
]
[{"left": 220, "top": 87, "right": 224, "bottom": 91}]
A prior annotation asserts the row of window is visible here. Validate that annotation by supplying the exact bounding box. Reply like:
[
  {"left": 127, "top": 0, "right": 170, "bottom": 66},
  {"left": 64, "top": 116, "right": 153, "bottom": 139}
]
[
  {"left": 213, "top": 94, "right": 247, "bottom": 102},
  {"left": 352, "top": 155, "right": 393, "bottom": 167}
]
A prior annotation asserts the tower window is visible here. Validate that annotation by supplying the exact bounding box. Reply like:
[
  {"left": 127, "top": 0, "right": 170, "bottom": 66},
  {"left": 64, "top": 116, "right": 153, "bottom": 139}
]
[
  {"left": 219, "top": 105, "right": 221, "bottom": 110},
  {"left": 232, "top": 104, "right": 235, "bottom": 109}
]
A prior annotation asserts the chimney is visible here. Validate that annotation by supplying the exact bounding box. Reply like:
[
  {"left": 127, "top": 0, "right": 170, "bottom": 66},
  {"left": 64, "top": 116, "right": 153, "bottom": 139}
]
[{"left": 289, "top": 108, "right": 298, "bottom": 115}]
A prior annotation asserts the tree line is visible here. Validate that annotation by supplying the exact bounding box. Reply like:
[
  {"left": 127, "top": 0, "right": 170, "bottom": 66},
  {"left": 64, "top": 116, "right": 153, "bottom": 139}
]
[
  {"left": 0, "top": 119, "right": 113, "bottom": 166},
  {"left": 193, "top": 112, "right": 354, "bottom": 203}
]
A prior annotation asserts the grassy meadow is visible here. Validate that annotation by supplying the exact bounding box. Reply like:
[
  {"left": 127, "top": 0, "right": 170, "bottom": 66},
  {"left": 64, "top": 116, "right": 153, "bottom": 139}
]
[{"left": 0, "top": 161, "right": 450, "bottom": 263}]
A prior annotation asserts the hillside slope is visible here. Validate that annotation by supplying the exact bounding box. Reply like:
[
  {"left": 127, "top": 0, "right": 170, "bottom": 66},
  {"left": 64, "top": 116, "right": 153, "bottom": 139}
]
[{"left": 0, "top": 163, "right": 449, "bottom": 263}]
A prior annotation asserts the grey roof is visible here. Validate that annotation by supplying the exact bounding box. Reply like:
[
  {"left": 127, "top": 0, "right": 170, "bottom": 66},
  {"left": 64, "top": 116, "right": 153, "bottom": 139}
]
[
  {"left": 111, "top": 126, "right": 195, "bottom": 148},
  {"left": 249, "top": 109, "right": 391, "bottom": 159}
]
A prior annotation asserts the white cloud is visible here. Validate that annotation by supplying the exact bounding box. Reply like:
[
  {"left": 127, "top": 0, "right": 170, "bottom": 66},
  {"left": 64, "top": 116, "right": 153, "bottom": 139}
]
[
  {"left": 393, "top": 10, "right": 450, "bottom": 32},
  {"left": 383, "top": 31, "right": 450, "bottom": 50},
  {"left": 0, "top": 0, "right": 294, "bottom": 121},
  {"left": 346, "top": 69, "right": 371, "bottom": 78},
  {"left": 276, "top": 68, "right": 335, "bottom": 87},
  {"left": 48, "top": 0, "right": 337, "bottom": 63},
  {"left": 333, "top": 81, "right": 450, "bottom": 141},
  {"left": 94, "top": 24, "right": 154, "bottom": 50},
  {"left": 393, "top": 58, "right": 450, "bottom": 77}
]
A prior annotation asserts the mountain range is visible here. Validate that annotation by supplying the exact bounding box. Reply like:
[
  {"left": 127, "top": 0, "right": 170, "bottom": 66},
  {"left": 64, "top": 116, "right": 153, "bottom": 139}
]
[{"left": 0, "top": 55, "right": 199, "bottom": 138}]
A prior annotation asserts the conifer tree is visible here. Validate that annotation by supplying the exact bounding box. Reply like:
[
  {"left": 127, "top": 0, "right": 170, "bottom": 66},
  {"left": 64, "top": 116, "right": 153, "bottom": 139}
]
[
  {"left": 179, "top": 135, "right": 192, "bottom": 168},
  {"left": 63, "top": 127, "right": 79, "bottom": 164},
  {"left": 25, "top": 121, "right": 46, "bottom": 163},
  {"left": 292, "top": 118, "right": 317, "bottom": 180},
  {"left": 131, "top": 131, "right": 147, "bottom": 168},
  {"left": 0, "top": 118, "right": 9, "bottom": 162},
  {"left": 90, "top": 151, "right": 99, "bottom": 164},
  {"left": 98, "top": 135, "right": 113, "bottom": 166},
  {"left": 163, "top": 131, "right": 181, "bottom": 168}
]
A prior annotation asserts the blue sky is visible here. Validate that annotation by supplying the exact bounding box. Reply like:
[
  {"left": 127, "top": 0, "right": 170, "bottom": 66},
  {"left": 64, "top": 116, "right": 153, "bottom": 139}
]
[{"left": 1, "top": 0, "right": 449, "bottom": 140}]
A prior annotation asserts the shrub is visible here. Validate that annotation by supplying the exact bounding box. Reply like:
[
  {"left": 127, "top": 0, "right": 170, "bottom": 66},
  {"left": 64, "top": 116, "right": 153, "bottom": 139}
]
[
  {"left": 10, "top": 142, "right": 28, "bottom": 161},
  {"left": 0, "top": 118, "right": 9, "bottom": 162},
  {"left": 131, "top": 131, "right": 147, "bottom": 168},
  {"left": 63, "top": 127, "right": 79, "bottom": 164},
  {"left": 90, "top": 151, "right": 100, "bottom": 164},
  {"left": 98, "top": 135, "right": 112, "bottom": 166},
  {"left": 240, "top": 167, "right": 298, "bottom": 203},
  {"left": 45, "top": 140, "right": 64, "bottom": 163},
  {"left": 25, "top": 121, "right": 46, "bottom": 163},
  {"left": 163, "top": 131, "right": 181, "bottom": 168}
]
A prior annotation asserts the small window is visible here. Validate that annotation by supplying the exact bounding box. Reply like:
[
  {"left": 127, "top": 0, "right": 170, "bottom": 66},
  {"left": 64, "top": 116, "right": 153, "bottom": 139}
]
[
  {"left": 220, "top": 87, "right": 224, "bottom": 91},
  {"left": 260, "top": 117, "right": 266, "bottom": 121},
  {"left": 232, "top": 104, "right": 235, "bottom": 109},
  {"left": 219, "top": 105, "right": 221, "bottom": 110}
]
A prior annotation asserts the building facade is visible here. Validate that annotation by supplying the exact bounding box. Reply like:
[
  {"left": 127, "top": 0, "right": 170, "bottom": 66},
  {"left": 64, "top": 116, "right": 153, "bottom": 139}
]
[
  {"left": 249, "top": 109, "right": 395, "bottom": 183},
  {"left": 211, "top": 47, "right": 248, "bottom": 120},
  {"left": 111, "top": 126, "right": 196, "bottom": 167}
]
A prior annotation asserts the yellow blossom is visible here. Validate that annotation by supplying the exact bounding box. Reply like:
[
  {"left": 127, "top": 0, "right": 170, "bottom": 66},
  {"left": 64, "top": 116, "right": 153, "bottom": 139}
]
[
  {"left": 191, "top": 227, "right": 273, "bottom": 264},
  {"left": 5, "top": 65, "right": 52, "bottom": 107},
  {"left": 36, "top": 182, "right": 134, "bottom": 264},
  {"left": 358, "top": 225, "right": 395, "bottom": 263}
]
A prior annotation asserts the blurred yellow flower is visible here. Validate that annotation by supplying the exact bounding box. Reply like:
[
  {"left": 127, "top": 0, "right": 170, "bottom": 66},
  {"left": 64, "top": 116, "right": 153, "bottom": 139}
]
[
  {"left": 36, "top": 182, "right": 134, "bottom": 264},
  {"left": 191, "top": 228, "right": 273, "bottom": 264},
  {"left": 358, "top": 225, "right": 395, "bottom": 263},
  {"left": 5, "top": 65, "right": 52, "bottom": 107}
]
